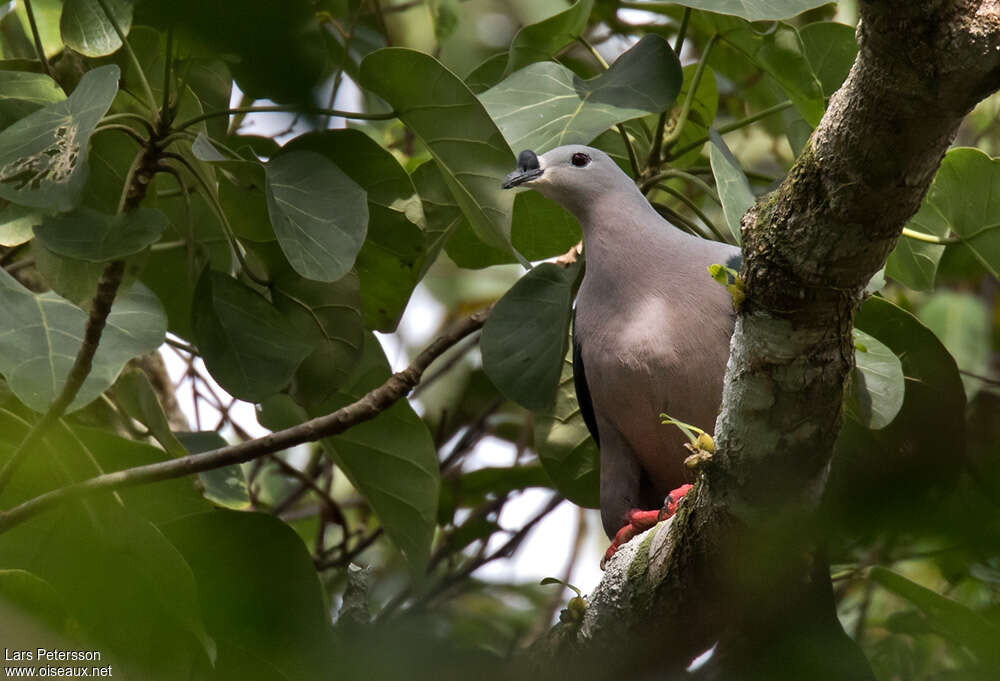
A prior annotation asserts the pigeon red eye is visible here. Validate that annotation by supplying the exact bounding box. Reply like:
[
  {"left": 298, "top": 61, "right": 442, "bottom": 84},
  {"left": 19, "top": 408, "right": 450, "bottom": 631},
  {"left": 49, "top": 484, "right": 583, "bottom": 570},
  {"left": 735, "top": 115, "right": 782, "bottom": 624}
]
[{"left": 571, "top": 152, "right": 591, "bottom": 167}]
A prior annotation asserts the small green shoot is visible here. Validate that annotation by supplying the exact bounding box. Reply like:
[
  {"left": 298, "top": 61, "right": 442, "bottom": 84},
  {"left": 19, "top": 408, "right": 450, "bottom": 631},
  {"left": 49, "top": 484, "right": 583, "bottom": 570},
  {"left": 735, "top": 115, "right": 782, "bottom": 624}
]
[{"left": 708, "top": 263, "right": 746, "bottom": 310}]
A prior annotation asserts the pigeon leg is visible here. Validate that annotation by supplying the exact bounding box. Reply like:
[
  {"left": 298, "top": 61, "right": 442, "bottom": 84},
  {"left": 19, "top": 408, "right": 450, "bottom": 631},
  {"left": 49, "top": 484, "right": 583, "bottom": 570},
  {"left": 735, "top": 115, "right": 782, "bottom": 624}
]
[{"left": 601, "top": 484, "right": 694, "bottom": 570}]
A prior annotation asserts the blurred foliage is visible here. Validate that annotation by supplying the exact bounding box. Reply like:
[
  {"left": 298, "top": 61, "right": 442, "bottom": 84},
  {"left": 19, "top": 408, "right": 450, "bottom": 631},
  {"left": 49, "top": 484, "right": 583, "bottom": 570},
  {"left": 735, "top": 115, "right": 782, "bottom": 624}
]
[{"left": 0, "top": 0, "right": 996, "bottom": 679}]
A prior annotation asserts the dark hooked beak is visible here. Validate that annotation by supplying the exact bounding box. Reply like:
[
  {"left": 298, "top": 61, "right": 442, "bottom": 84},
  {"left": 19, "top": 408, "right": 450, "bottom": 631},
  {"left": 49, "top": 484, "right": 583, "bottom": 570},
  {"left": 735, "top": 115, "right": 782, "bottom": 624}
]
[{"left": 502, "top": 149, "right": 543, "bottom": 189}]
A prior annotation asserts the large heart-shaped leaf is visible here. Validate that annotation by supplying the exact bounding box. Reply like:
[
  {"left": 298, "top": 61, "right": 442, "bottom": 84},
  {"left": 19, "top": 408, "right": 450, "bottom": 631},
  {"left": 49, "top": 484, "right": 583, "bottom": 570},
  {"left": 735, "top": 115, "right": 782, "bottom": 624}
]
[
  {"left": 60, "top": 0, "right": 134, "bottom": 57},
  {"left": 632, "top": 0, "right": 832, "bottom": 22},
  {"left": 799, "top": 21, "right": 857, "bottom": 97},
  {"left": 265, "top": 150, "right": 368, "bottom": 283},
  {"left": 283, "top": 130, "right": 426, "bottom": 331},
  {"left": 709, "top": 129, "right": 753, "bottom": 244},
  {"left": 360, "top": 48, "right": 521, "bottom": 259},
  {"left": 315, "top": 333, "right": 440, "bottom": 578},
  {"left": 482, "top": 262, "right": 579, "bottom": 410},
  {"left": 847, "top": 328, "right": 905, "bottom": 430},
  {"left": 504, "top": 0, "right": 595, "bottom": 76},
  {"left": 534, "top": 334, "right": 600, "bottom": 508},
  {"left": 0, "top": 71, "right": 64, "bottom": 131},
  {"left": 33, "top": 206, "right": 168, "bottom": 261},
  {"left": 480, "top": 35, "right": 682, "bottom": 153},
  {"left": 0, "top": 269, "right": 165, "bottom": 412},
  {"left": 191, "top": 270, "right": 313, "bottom": 402},
  {"left": 0, "top": 64, "right": 119, "bottom": 211}
]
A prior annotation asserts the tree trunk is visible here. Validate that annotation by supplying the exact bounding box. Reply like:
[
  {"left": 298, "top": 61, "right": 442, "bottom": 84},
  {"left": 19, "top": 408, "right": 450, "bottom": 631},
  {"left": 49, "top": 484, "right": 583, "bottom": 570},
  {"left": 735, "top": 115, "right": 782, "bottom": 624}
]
[{"left": 535, "top": 2, "right": 1000, "bottom": 678}]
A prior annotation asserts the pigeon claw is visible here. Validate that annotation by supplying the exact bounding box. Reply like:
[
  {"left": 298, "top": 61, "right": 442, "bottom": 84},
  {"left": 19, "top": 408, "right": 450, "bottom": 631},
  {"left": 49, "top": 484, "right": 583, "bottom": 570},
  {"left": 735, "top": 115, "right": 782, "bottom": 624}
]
[{"left": 600, "top": 484, "right": 695, "bottom": 570}]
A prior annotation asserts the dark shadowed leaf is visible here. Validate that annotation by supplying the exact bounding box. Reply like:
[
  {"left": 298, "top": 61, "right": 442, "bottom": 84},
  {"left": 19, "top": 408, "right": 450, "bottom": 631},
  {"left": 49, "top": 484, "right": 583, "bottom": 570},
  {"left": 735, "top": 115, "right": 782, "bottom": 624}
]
[
  {"left": 465, "top": 53, "right": 508, "bottom": 94},
  {"left": 265, "top": 150, "right": 368, "bottom": 283},
  {"left": 709, "top": 130, "right": 753, "bottom": 244},
  {"left": 113, "top": 367, "right": 187, "bottom": 458},
  {"left": 534, "top": 333, "right": 599, "bottom": 508},
  {"left": 162, "top": 510, "right": 337, "bottom": 681},
  {"left": 283, "top": 130, "right": 426, "bottom": 331},
  {"left": 315, "top": 333, "right": 439, "bottom": 577},
  {"left": 174, "top": 431, "right": 251, "bottom": 511},
  {"left": 847, "top": 328, "right": 905, "bottom": 430},
  {"left": 0, "top": 64, "right": 119, "bottom": 211},
  {"left": 482, "top": 262, "right": 579, "bottom": 410},
  {"left": 503, "top": 0, "right": 594, "bottom": 75},
  {"left": 271, "top": 270, "right": 365, "bottom": 409},
  {"left": 511, "top": 190, "right": 581, "bottom": 261},
  {"left": 644, "top": 0, "right": 832, "bottom": 21},
  {"left": 60, "top": 0, "right": 133, "bottom": 57},
  {"left": 33, "top": 206, "right": 168, "bottom": 261},
  {"left": 0, "top": 270, "right": 164, "bottom": 412},
  {"left": 480, "top": 35, "right": 682, "bottom": 153},
  {"left": 360, "top": 48, "right": 521, "bottom": 259},
  {"left": 191, "top": 269, "right": 313, "bottom": 402},
  {"left": 799, "top": 21, "right": 857, "bottom": 97}
]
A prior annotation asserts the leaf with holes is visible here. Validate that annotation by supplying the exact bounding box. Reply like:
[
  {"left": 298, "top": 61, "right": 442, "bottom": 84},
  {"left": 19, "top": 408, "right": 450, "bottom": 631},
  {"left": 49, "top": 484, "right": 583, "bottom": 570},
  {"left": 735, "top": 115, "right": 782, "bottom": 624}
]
[
  {"left": 0, "top": 268, "right": 165, "bottom": 413},
  {"left": 0, "top": 64, "right": 119, "bottom": 211},
  {"left": 480, "top": 35, "right": 682, "bottom": 153},
  {"left": 60, "top": 0, "right": 134, "bottom": 57},
  {"left": 191, "top": 270, "right": 314, "bottom": 402},
  {"left": 33, "top": 206, "right": 168, "bottom": 262},
  {"left": 265, "top": 150, "right": 368, "bottom": 283}
]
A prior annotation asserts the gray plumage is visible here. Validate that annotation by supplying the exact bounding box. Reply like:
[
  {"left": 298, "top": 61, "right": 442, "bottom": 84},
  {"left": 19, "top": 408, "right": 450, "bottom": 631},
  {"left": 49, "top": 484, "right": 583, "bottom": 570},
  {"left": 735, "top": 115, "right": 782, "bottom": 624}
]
[{"left": 504, "top": 145, "right": 739, "bottom": 538}]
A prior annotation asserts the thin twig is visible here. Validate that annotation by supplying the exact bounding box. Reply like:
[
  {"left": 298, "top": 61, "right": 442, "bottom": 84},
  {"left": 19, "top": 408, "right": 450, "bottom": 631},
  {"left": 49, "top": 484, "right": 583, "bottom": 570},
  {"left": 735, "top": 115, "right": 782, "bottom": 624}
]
[
  {"left": 22, "top": 0, "right": 51, "bottom": 77},
  {"left": 662, "top": 34, "right": 719, "bottom": 152},
  {"left": 0, "top": 305, "right": 494, "bottom": 533},
  {"left": 669, "top": 100, "right": 794, "bottom": 159},
  {"left": 174, "top": 105, "right": 396, "bottom": 132},
  {"left": 95, "top": 0, "right": 157, "bottom": 111}
]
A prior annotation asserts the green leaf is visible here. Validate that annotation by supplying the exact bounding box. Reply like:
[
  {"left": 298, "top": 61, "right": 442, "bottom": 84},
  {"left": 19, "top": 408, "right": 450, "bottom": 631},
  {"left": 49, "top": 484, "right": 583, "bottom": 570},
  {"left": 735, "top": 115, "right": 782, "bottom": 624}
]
[
  {"left": 271, "top": 270, "right": 365, "bottom": 409},
  {"left": 847, "top": 328, "right": 905, "bottom": 430},
  {"left": 870, "top": 567, "right": 1000, "bottom": 667},
  {"left": 702, "top": 16, "right": 825, "bottom": 127},
  {"left": 0, "top": 201, "right": 41, "bottom": 246},
  {"left": 480, "top": 35, "right": 682, "bottom": 153},
  {"left": 174, "top": 431, "right": 251, "bottom": 510},
  {"left": 265, "top": 150, "right": 369, "bottom": 283},
  {"left": 314, "top": 333, "right": 440, "bottom": 577},
  {"left": 162, "top": 511, "right": 336, "bottom": 681},
  {"left": 534, "top": 333, "right": 599, "bottom": 508},
  {"left": 0, "top": 70, "right": 64, "bottom": 132},
  {"left": 465, "top": 53, "right": 508, "bottom": 95},
  {"left": 905, "top": 148, "right": 1000, "bottom": 279},
  {"left": 0, "top": 64, "right": 119, "bottom": 211},
  {"left": 799, "top": 21, "right": 858, "bottom": 97},
  {"left": 113, "top": 367, "right": 187, "bottom": 458},
  {"left": 411, "top": 159, "right": 515, "bottom": 269},
  {"left": 654, "top": 0, "right": 831, "bottom": 21},
  {"left": 33, "top": 206, "right": 168, "bottom": 261},
  {"left": 190, "top": 269, "right": 313, "bottom": 402},
  {"left": 482, "top": 262, "right": 578, "bottom": 410},
  {"left": 60, "top": 0, "right": 133, "bottom": 57},
  {"left": 668, "top": 64, "right": 719, "bottom": 166},
  {"left": 503, "top": 0, "right": 594, "bottom": 75},
  {"left": 709, "top": 129, "right": 753, "bottom": 244},
  {"left": 0, "top": 569, "right": 70, "bottom": 634},
  {"left": 283, "top": 129, "right": 426, "bottom": 331},
  {"left": 0, "top": 270, "right": 165, "bottom": 412},
  {"left": 218, "top": 159, "right": 274, "bottom": 242},
  {"left": 918, "top": 291, "right": 992, "bottom": 398},
  {"left": 886, "top": 234, "right": 945, "bottom": 291},
  {"left": 510, "top": 190, "right": 581, "bottom": 261},
  {"left": 360, "top": 48, "right": 521, "bottom": 259}
]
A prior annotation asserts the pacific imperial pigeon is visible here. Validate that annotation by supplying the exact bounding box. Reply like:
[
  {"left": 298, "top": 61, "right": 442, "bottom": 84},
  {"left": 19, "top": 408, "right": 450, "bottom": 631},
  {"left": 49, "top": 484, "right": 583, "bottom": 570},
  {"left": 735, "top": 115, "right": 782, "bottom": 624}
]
[{"left": 503, "top": 145, "right": 741, "bottom": 567}]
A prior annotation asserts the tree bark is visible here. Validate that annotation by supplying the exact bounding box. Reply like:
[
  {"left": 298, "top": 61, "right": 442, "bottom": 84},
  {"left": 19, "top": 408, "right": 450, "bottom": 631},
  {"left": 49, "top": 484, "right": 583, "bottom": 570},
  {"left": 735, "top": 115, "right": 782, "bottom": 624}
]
[{"left": 537, "top": 2, "right": 1000, "bottom": 678}]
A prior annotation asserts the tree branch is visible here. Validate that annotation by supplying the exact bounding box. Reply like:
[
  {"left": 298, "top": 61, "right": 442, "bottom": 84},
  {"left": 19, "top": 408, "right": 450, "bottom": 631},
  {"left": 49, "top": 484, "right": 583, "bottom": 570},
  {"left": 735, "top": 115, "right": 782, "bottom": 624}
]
[{"left": 0, "top": 305, "right": 493, "bottom": 533}]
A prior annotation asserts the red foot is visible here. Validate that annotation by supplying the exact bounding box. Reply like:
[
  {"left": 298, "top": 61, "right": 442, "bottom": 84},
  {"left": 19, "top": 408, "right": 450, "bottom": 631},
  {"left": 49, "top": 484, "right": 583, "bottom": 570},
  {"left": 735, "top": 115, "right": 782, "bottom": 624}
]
[{"left": 601, "top": 484, "right": 694, "bottom": 570}]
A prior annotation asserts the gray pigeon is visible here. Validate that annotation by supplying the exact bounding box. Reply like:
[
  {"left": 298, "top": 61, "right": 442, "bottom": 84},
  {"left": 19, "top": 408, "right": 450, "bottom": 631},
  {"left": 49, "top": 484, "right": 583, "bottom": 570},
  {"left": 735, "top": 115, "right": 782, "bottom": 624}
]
[{"left": 503, "top": 145, "right": 740, "bottom": 565}]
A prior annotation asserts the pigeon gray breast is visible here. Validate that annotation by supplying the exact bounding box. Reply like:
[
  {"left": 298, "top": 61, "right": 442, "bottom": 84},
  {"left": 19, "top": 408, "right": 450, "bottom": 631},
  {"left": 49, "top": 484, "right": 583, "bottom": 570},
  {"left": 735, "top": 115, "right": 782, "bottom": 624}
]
[{"left": 503, "top": 145, "right": 740, "bottom": 539}]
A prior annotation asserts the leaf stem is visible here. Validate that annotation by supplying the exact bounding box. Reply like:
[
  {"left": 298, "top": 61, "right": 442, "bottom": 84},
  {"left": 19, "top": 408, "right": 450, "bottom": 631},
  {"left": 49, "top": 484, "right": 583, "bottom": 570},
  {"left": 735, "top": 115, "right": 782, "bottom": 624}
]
[
  {"left": 641, "top": 167, "right": 720, "bottom": 203},
  {"left": 662, "top": 33, "right": 718, "bottom": 152},
  {"left": 174, "top": 105, "right": 397, "bottom": 132},
  {"left": 654, "top": 183, "right": 729, "bottom": 242},
  {"left": 161, "top": 27, "right": 174, "bottom": 123},
  {"left": 674, "top": 7, "right": 691, "bottom": 54},
  {"left": 670, "top": 100, "right": 793, "bottom": 159},
  {"left": 93, "top": 124, "right": 148, "bottom": 146},
  {"left": 94, "top": 0, "right": 157, "bottom": 112},
  {"left": 0, "top": 306, "right": 494, "bottom": 533},
  {"left": 22, "top": 0, "right": 52, "bottom": 78},
  {"left": 901, "top": 222, "right": 1000, "bottom": 245}
]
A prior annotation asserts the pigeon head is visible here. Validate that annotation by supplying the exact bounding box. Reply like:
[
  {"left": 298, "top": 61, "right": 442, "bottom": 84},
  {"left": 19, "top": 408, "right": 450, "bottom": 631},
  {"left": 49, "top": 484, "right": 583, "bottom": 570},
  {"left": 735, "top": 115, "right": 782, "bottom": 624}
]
[{"left": 502, "top": 145, "right": 632, "bottom": 218}]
